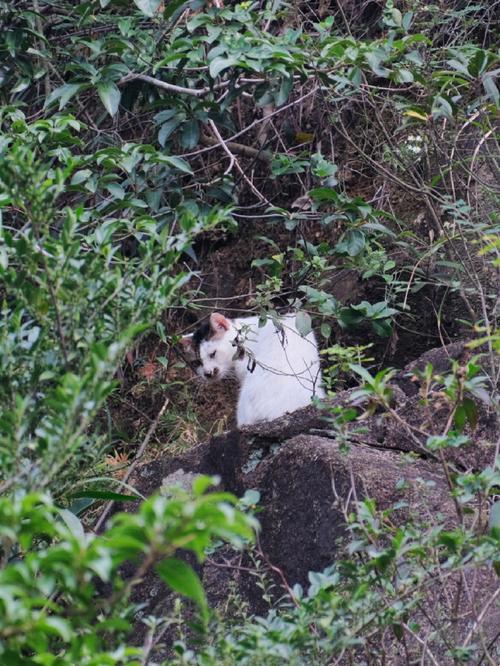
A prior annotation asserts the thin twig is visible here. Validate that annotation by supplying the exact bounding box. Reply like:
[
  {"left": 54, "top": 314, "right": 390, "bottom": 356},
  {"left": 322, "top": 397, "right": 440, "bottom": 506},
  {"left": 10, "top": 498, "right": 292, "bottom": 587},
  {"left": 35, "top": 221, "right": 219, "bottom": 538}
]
[
  {"left": 119, "top": 72, "right": 266, "bottom": 97},
  {"left": 119, "top": 72, "right": 225, "bottom": 97},
  {"left": 199, "top": 134, "right": 272, "bottom": 162},
  {"left": 255, "top": 536, "right": 300, "bottom": 608},
  {"left": 32, "top": 0, "right": 51, "bottom": 98},
  {"left": 463, "top": 586, "right": 500, "bottom": 647},
  {"left": 178, "top": 87, "right": 319, "bottom": 159},
  {"left": 93, "top": 396, "right": 170, "bottom": 533},
  {"left": 207, "top": 119, "right": 271, "bottom": 204},
  {"left": 402, "top": 623, "right": 440, "bottom": 666}
]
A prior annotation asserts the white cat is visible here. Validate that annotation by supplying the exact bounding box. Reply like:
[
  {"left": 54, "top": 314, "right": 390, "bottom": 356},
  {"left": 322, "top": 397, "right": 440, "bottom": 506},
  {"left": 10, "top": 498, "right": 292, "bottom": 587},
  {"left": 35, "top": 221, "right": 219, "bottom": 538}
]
[{"left": 182, "top": 312, "right": 325, "bottom": 427}]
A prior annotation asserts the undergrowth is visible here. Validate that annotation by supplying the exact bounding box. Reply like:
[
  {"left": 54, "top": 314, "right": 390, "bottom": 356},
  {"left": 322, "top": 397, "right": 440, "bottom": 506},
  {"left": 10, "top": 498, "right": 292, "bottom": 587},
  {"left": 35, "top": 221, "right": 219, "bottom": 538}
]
[{"left": 0, "top": 0, "right": 498, "bottom": 664}]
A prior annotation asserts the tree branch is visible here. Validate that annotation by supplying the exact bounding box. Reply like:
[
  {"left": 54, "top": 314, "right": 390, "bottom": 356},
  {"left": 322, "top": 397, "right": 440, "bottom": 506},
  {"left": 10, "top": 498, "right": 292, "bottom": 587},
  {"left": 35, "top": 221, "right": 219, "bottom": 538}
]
[
  {"left": 200, "top": 134, "right": 272, "bottom": 163},
  {"left": 118, "top": 72, "right": 266, "bottom": 97},
  {"left": 119, "top": 72, "right": 212, "bottom": 97},
  {"left": 178, "top": 87, "right": 320, "bottom": 159},
  {"left": 208, "top": 119, "right": 271, "bottom": 204}
]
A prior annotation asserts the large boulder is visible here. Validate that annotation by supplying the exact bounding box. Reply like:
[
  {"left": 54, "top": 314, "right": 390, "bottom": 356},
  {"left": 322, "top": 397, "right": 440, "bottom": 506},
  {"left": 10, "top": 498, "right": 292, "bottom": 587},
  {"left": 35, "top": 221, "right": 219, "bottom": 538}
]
[{"left": 121, "top": 340, "right": 498, "bottom": 660}]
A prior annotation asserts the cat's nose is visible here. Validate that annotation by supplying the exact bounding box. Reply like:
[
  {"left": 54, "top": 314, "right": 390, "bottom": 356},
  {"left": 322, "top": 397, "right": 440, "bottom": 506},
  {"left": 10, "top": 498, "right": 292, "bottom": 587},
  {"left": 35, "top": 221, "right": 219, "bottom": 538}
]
[{"left": 205, "top": 368, "right": 218, "bottom": 378}]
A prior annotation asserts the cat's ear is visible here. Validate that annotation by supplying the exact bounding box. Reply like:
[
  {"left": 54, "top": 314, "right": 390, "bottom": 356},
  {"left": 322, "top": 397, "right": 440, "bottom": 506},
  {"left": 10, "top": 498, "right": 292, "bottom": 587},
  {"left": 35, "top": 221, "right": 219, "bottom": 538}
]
[
  {"left": 209, "top": 312, "right": 231, "bottom": 338},
  {"left": 179, "top": 335, "right": 196, "bottom": 359}
]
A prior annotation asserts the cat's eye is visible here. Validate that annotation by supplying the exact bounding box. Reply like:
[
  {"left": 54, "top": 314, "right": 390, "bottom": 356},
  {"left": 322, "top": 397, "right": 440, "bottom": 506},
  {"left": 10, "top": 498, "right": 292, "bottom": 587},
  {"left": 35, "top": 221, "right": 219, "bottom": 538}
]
[{"left": 209, "top": 351, "right": 216, "bottom": 359}]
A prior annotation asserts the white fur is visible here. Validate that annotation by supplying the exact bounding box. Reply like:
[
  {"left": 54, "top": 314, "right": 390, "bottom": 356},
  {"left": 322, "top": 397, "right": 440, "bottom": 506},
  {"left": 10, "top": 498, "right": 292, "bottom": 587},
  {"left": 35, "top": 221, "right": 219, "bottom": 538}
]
[{"left": 196, "top": 313, "right": 325, "bottom": 427}]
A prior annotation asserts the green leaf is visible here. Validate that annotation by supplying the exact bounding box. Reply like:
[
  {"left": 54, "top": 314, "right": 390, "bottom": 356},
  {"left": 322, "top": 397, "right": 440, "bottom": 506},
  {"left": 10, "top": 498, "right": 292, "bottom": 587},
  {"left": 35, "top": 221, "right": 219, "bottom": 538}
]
[
  {"left": 58, "top": 508, "right": 85, "bottom": 542},
  {"left": 106, "top": 183, "right": 126, "bottom": 200},
  {"left": 241, "top": 489, "right": 260, "bottom": 507},
  {"left": 0, "top": 245, "right": 9, "bottom": 271},
  {"left": 311, "top": 154, "right": 338, "bottom": 185},
  {"left": 133, "top": 0, "right": 162, "bottom": 16},
  {"left": 97, "top": 81, "right": 121, "bottom": 117},
  {"left": 394, "top": 68, "right": 414, "bottom": 84},
  {"left": 156, "top": 154, "right": 193, "bottom": 174},
  {"left": 454, "top": 404, "right": 466, "bottom": 432},
  {"left": 295, "top": 311, "right": 312, "bottom": 337},
  {"left": 67, "top": 497, "right": 94, "bottom": 516},
  {"left": 68, "top": 490, "right": 137, "bottom": 501},
  {"left": 462, "top": 397, "right": 478, "bottom": 429},
  {"left": 154, "top": 109, "right": 178, "bottom": 124},
  {"left": 468, "top": 49, "right": 488, "bottom": 77},
  {"left": 11, "top": 78, "right": 31, "bottom": 94},
  {"left": 349, "top": 364, "right": 374, "bottom": 385},
  {"left": 192, "top": 475, "right": 218, "bottom": 496},
  {"left": 209, "top": 57, "right": 239, "bottom": 79},
  {"left": 447, "top": 59, "right": 470, "bottom": 77},
  {"left": 391, "top": 7, "right": 402, "bottom": 26},
  {"left": 366, "top": 51, "right": 391, "bottom": 77},
  {"left": 338, "top": 306, "right": 365, "bottom": 329},
  {"left": 309, "top": 187, "right": 339, "bottom": 202},
  {"left": 362, "top": 222, "right": 396, "bottom": 237},
  {"left": 402, "top": 11, "right": 413, "bottom": 31},
  {"left": 488, "top": 501, "right": 500, "bottom": 533},
  {"left": 44, "top": 83, "right": 84, "bottom": 111},
  {"left": 372, "top": 319, "right": 392, "bottom": 337},
  {"left": 335, "top": 229, "right": 365, "bottom": 256},
  {"left": 156, "top": 557, "right": 207, "bottom": 612},
  {"left": 163, "top": 0, "right": 188, "bottom": 20},
  {"left": 180, "top": 120, "right": 200, "bottom": 150},
  {"left": 469, "top": 386, "right": 492, "bottom": 406},
  {"left": 482, "top": 73, "right": 499, "bottom": 107},
  {"left": 39, "top": 617, "right": 72, "bottom": 641},
  {"left": 71, "top": 169, "right": 93, "bottom": 186},
  {"left": 158, "top": 118, "right": 182, "bottom": 146},
  {"left": 276, "top": 75, "right": 293, "bottom": 106},
  {"left": 320, "top": 323, "right": 331, "bottom": 339},
  {"left": 432, "top": 95, "right": 453, "bottom": 121}
]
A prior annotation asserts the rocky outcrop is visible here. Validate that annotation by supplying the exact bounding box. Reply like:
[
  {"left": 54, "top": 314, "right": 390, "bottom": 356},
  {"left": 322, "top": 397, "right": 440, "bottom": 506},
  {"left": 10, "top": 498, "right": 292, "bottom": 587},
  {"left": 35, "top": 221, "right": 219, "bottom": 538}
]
[{"left": 123, "top": 340, "right": 498, "bottom": 658}]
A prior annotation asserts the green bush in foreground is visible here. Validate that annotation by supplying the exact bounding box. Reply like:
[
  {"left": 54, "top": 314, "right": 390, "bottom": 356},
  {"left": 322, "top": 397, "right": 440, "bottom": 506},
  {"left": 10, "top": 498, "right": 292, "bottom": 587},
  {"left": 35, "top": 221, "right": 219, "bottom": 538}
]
[{"left": 0, "top": 480, "right": 256, "bottom": 665}]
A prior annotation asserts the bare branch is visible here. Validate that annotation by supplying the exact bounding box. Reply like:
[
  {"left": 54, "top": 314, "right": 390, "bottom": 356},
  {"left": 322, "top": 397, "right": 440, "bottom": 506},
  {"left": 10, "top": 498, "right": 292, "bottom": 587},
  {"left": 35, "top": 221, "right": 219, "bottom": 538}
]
[
  {"left": 208, "top": 119, "right": 271, "bottom": 205},
  {"left": 119, "top": 72, "right": 215, "bottom": 97},
  {"left": 200, "top": 134, "right": 272, "bottom": 162},
  {"left": 119, "top": 72, "right": 267, "bottom": 97},
  {"left": 179, "top": 87, "right": 320, "bottom": 158}
]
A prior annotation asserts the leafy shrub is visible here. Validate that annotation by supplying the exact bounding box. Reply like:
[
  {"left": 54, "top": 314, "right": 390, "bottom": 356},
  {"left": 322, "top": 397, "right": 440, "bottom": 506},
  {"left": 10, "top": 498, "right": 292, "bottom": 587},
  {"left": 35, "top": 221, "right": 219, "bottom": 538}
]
[
  {"left": 0, "top": 480, "right": 256, "bottom": 664},
  {"left": 0, "top": 0, "right": 498, "bottom": 664}
]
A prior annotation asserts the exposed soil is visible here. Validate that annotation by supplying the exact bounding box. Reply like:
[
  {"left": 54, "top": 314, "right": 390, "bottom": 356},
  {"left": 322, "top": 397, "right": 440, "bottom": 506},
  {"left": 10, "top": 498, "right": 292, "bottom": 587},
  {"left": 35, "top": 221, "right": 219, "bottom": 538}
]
[{"left": 106, "top": 199, "right": 472, "bottom": 460}]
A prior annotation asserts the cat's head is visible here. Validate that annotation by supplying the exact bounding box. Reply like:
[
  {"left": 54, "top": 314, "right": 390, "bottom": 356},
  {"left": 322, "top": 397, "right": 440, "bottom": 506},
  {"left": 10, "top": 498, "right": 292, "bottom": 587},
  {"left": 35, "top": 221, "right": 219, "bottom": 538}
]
[{"left": 181, "top": 313, "right": 236, "bottom": 381}]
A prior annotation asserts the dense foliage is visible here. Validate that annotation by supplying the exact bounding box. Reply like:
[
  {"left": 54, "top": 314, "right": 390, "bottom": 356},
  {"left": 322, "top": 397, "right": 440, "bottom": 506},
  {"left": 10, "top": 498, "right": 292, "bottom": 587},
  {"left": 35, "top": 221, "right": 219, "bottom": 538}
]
[{"left": 0, "top": 0, "right": 498, "bottom": 664}]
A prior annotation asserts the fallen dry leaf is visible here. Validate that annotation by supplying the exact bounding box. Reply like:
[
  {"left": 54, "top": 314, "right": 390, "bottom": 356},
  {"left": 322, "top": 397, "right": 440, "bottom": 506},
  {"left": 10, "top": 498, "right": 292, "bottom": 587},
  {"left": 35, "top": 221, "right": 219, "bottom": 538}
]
[{"left": 138, "top": 361, "right": 158, "bottom": 382}]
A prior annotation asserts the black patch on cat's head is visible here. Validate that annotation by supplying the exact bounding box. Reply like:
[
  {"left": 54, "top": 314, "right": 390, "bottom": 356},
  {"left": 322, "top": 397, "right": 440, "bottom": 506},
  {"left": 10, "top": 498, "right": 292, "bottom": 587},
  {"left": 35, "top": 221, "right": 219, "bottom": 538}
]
[{"left": 192, "top": 321, "right": 211, "bottom": 352}]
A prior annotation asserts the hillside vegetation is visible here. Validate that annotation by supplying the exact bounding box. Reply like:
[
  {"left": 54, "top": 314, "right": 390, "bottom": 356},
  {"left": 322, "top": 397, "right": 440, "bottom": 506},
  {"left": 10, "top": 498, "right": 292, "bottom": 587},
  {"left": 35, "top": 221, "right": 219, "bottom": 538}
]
[{"left": 0, "top": 0, "right": 498, "bottom": 664}]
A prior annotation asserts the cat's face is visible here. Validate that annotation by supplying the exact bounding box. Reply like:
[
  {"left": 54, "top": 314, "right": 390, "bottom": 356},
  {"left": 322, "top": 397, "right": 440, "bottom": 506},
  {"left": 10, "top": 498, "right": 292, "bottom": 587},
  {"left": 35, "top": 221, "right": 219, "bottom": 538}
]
[{"left": 182, "top": 313, "right": 236, "bottom": 381}]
